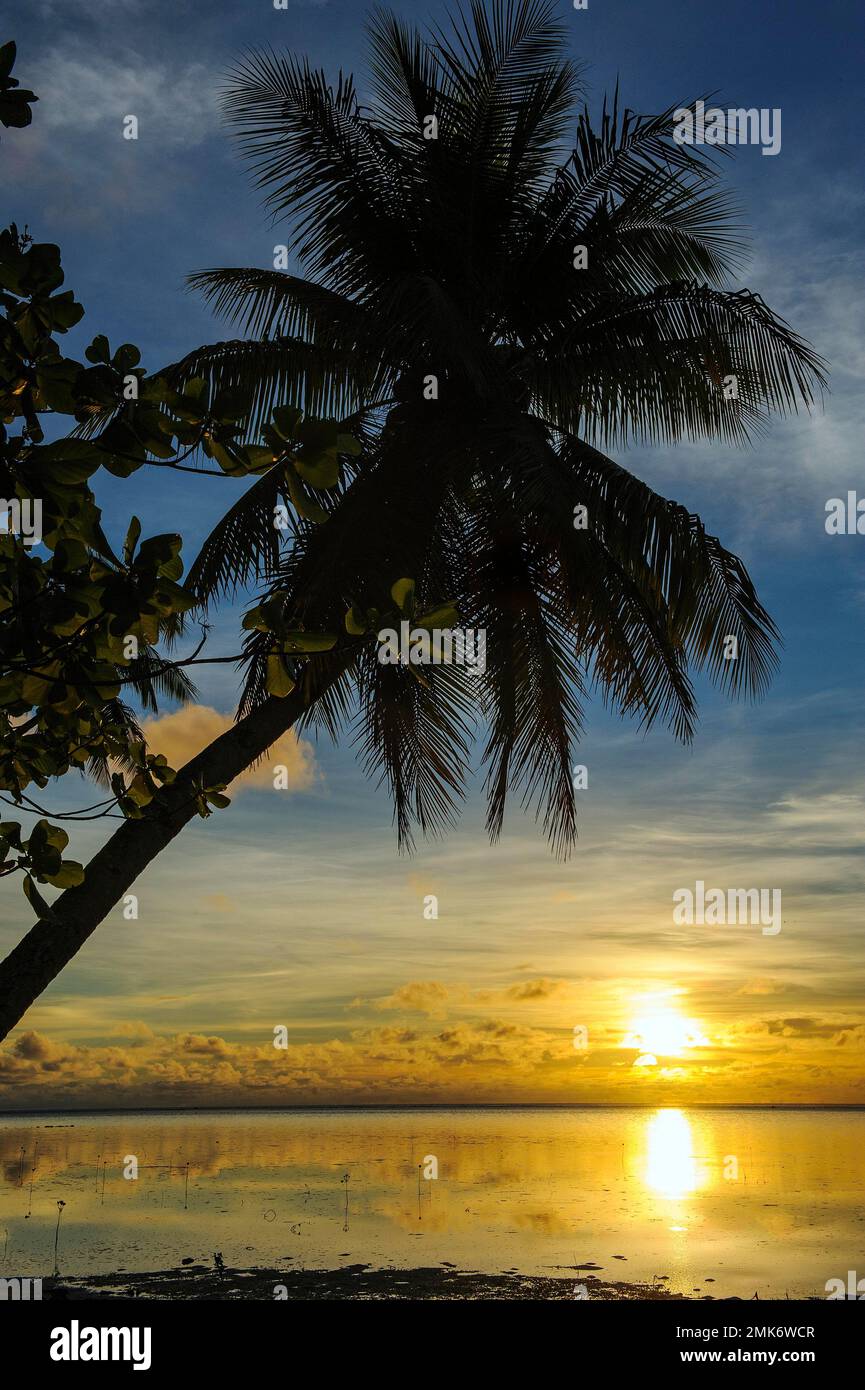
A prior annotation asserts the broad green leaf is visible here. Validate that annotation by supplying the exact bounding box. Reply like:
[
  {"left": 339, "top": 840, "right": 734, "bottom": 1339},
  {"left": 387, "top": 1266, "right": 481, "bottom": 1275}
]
[
  {"left": 23, "top": 874, "right": 52, "bottom": 919},
  {"left": 285, "top": 468, "right": 328, "bottom": 524},
  {"left": 84, "top": 334, "right": 111, "bottom": 365},
  {"left": 241, "top": 444, "right": 276, "bottom": 473},
  {"left": 113, "top": 343, "right": 141, "bottom": 373},
  {"left": 273, "top": 404, "right": 303, "bottom": 441},
  {"left": 390, "top": 578, "right": 415, "bottom": 612},
  {"left": 415, "top": 604, "right": 459, "bottom": 630},
  {"left": 204, "top": 436, "right": 248, "bottom": 476},
  {"left": 345, "top": 605, "right": 366, "bottom": 636},
  {"left": 241, "top": 605, "right": 266, "bottom": 632},
  {"left": 265, "top": 654, "right": 295, "bottom": 698},
  {"left": 294, "top": 450, "right": 339, "bottom": 490},
  {"left": 125, "top": 775, "right": 154, "bottom": 807},
  {"left": 43, "top": 860, "right": 85, "bottom": 889},
  {"left": 336, "top": 432, "right": 363, "bottom": 457},
  {"left": 0, "top": 41, "right": 16, "bottom": 82},
  {"left": 281, "top": 631, "right": 337, "bottom": 653},
  {"left": 48, "top": 290, "right": 85, "bottom": 332},
  {"left": 123, "top": 516, "right": 142, "bottom": 564}
]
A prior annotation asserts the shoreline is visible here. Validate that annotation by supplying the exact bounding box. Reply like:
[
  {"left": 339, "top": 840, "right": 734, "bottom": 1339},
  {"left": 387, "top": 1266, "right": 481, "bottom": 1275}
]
[{"left": 39, "top": 1266, "right": 816, "bottom": 1302}]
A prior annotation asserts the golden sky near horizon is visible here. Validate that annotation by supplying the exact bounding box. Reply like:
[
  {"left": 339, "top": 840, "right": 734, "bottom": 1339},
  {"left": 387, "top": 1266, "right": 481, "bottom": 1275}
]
[{"left": 2, "top": 699, "right": 864, "bottom": 1109}]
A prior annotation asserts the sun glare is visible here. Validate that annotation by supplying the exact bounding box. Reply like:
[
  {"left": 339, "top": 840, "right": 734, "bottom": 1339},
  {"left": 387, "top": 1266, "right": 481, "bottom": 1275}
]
[{"left": 621, "top": 992, "right": 709, "bottom": 1065}]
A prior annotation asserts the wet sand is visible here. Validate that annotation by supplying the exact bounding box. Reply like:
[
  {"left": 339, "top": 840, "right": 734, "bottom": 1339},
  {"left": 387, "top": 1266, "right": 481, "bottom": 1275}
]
[{"left": 43, "top": 1265, "right": 767, "bottom": 1301}]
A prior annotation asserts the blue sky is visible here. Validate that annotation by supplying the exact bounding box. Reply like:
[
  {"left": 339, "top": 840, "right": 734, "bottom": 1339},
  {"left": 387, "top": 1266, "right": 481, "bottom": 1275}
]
[{"left": 2, "top": 0, "right": 864, "bottom": 1106}]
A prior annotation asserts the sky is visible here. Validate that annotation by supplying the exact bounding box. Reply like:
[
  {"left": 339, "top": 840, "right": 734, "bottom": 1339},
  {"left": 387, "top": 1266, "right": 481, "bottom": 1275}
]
[{"left": 1, "top": 0, "right": 864, "bottom": 1109}]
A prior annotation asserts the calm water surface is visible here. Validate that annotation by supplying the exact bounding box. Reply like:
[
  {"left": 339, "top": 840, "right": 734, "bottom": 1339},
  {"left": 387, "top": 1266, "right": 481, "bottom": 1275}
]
[{"left": 1, "top": 1108, "right": 861, "bottom": 1297}]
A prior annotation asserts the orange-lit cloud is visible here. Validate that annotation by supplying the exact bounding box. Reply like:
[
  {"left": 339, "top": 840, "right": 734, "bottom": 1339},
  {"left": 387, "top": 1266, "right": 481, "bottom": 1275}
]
[{"left": 141, "top": 705, "right": 317, "bottom": 792}]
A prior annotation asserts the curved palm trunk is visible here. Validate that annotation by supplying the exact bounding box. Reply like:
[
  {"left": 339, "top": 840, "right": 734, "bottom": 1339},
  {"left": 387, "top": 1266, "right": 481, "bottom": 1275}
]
[{"left": 0, "top": 668, "right": 341, "bottom": 1043}]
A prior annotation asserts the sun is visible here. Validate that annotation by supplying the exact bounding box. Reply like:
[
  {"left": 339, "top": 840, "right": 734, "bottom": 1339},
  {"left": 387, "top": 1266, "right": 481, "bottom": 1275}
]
[{"left": 621, "top": 991, "right": 709, "bottom": 1064}]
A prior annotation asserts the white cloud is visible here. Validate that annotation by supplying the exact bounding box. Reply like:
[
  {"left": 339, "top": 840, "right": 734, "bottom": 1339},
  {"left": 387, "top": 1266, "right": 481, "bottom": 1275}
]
[{"left": 33, "top": 44, "right": 220, "bottom": 148}]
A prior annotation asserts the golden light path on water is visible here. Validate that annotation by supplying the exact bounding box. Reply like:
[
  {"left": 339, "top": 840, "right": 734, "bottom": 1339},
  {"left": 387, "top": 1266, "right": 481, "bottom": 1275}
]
[{"left": 644, "top": 1109, "right": 704, "bottom": 1201}]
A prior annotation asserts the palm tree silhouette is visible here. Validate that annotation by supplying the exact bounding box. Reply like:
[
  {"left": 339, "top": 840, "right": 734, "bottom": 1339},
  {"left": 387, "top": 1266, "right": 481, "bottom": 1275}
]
[{"left": 167, "top": 0, "right": 823, "bottom": 854}]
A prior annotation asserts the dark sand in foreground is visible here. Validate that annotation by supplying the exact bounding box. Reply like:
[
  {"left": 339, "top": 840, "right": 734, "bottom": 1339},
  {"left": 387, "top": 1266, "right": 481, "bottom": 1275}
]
[{"left": 42, "top": 1266, "right": 803, "bottom": 1301}]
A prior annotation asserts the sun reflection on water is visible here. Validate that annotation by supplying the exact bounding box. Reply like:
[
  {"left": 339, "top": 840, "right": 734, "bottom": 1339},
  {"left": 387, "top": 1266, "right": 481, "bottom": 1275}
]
[{"left": 644, "top": 1108, "right": 705, "bottom": 1200}]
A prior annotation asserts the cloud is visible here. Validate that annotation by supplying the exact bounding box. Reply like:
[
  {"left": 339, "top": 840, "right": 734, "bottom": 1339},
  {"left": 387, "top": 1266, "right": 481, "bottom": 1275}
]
[
  {"left": 2, "top": 1010, "right": 865, "bottom": 1108},
  {"left": 4, "top": 35, "right": 223, "bottom": 223},
  {"left": 503, "top": 978, "right": 567, "bottom": 1002},
  {"left": 764, "top": 1017, "right": 842, "bottom": 1039},
  {"left": 738, "top": 978, "right": 784, "bottom": 996},
  {"left": 30, "top": 42, "right": 220, "bottom": 148},
  {"left": 176, "top": 1033, "right": 231, "bottom": 1056},
  {"left": 201, "top": 892, "right": 239, "bottom": 914},
  {"left": 111, "top": 1021, "right": 156, "bottom": 1042},
  {"left": 767, "top": 793, "right": 865, "bottom": 843},
  {"left": 368, "top": 978, "right": 569, "bottom": 1016},
  {"left": 11, "top": 1031, "right": 68, "bottom": 1063},
  {"left": 140, "top": 705, "right": 317, "bottom": 793},
  {"left": 372, "top": 981, "right": 452, "bottom": 1017}
]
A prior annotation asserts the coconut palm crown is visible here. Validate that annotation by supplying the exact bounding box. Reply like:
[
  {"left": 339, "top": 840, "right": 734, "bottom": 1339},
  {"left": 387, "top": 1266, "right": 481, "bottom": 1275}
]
[{"left": 167, "top": 0, "right": 825, "bottom": 855}]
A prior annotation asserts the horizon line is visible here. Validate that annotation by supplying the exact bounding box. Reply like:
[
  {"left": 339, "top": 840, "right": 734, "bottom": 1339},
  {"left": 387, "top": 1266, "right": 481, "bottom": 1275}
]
[{"left": 2, "top": 1102, "right": 864, "bottom": 1118}]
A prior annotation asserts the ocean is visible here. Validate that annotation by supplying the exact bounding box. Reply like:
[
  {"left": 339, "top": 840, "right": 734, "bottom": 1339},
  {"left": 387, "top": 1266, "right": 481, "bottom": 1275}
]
[{"left": 1, "top": 1106, "right": 861, "bottom": 1298}]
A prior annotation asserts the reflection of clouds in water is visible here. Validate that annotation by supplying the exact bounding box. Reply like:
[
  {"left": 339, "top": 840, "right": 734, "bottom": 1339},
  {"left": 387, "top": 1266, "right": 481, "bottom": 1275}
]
[
  {"left": 379, "top": 1197, "right": 452, "bottom": 1236},
  {"left": 512, "top": 1210, "right": 575, "bottom": 1236},
  {"left": 1, "top": 1123, "right": 621, "bottom": 1191}
]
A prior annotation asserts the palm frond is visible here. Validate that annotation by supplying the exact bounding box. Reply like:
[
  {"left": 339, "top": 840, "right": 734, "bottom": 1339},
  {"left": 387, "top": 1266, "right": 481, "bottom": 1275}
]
[
  {"left": 187, "top": 268, "right": 372, "bottom": 348},
  {"left": 556, "top": 434, "right": 780, "bottom": 699},
  {"left": 527, "top": 282, "right": 827, "bottom": 446},
  {"left": 125, "top": 643, "right": 198, "bottom": 711},
  {"left": 186, "top": 464, "right": 287, "bottom": 611},
  {"left": 163, "top": 336, "right": 369, "bottom": 439},
  {"left": 352, "top": 644, "right": 475, "bottom": 851}
]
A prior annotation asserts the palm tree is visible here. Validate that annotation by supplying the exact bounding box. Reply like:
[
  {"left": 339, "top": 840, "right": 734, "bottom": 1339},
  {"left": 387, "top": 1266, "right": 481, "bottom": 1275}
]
[
  {"left": 171, "top": 0, "right": 823, "bottom": 854},
  {"left": 0, "top": 0, "right": 824, "bottom": 1040}
]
